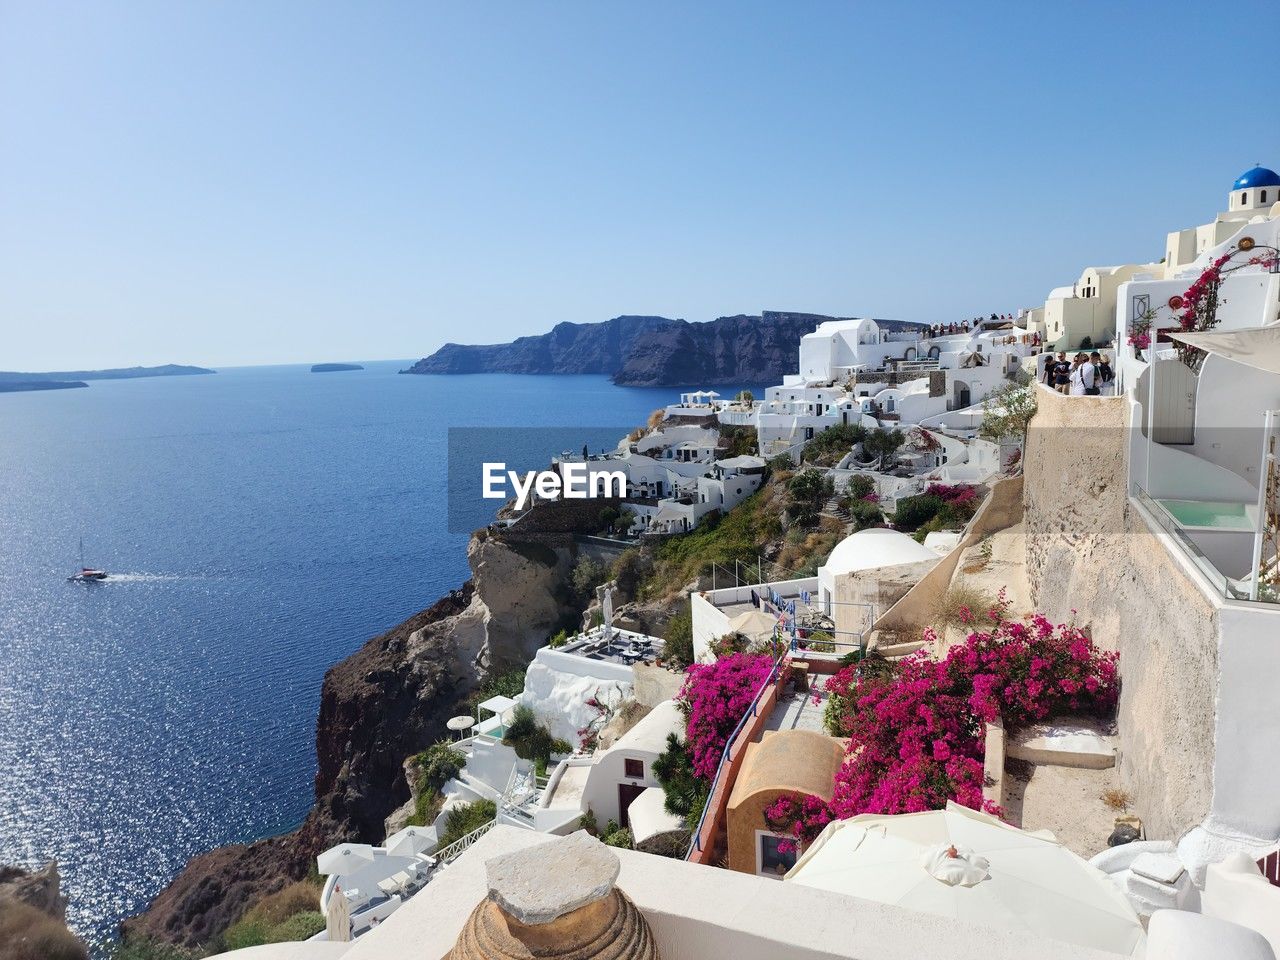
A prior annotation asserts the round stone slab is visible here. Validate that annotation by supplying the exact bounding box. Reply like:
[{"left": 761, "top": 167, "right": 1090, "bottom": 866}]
[{"left": 485, "top": 830, "right": 621, "bottom": 925}]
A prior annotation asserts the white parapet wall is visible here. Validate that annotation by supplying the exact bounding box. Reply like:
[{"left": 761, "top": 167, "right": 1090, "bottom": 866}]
[
  {"left": 518, "top": 644, "right": 639, "bottom": 747},
  {"left": 691, "top": 577, "right": 820, "bottom": 663},
  {"left": 322, "top": 825, "right": 1130, "bottom": 960}
]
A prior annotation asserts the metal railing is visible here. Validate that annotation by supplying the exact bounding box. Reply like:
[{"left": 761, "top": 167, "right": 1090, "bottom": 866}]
[
  {"left": 684, "top": 653, "right": 786, "bottom": 860},
  {"left": 434, "top": 818, "right": 497, "bottom": 865}
]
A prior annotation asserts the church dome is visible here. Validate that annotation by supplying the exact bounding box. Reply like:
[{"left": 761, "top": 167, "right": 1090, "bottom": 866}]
[{"left": 1233, "top": 166, "right": 1280, "bottom": 189}]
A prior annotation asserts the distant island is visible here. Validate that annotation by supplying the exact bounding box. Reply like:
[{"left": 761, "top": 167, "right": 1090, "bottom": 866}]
[
  {"left": 0, "top": 379, "right": 88, "bottom": 393},
  {"left": 401, "top": 312, "right": 928, "bottom": 386},
  {"left": 0, "top": 363, "right": 215, "bottom": 394},
  {"left": 311, "top": 363, "right": 364, "bottom": 373}
]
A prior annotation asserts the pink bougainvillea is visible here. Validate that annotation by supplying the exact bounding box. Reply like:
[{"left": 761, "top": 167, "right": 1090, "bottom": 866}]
[
  {"left": 923, "top": 482, "right": 980, "bottom": 508},
  {"left": 680, "top": 652, "right": 774, "bottom": 781},
  {"left": 768, "top": 595, "right": 1119, "bottom": 850}
]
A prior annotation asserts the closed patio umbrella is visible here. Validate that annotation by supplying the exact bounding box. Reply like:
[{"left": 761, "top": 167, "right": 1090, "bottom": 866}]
[
  {"left": 786, "top": 802, "right": 1144, "bottom": 956},
  {"left": 325, "top": 884, "right": 352, "bottom": 942}
]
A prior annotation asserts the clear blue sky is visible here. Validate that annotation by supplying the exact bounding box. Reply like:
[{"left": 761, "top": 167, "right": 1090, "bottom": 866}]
[{"left": 2, "top": 2, "right": 1276, "bottom": 370}]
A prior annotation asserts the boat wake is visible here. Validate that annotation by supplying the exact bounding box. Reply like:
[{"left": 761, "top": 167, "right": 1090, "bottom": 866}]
[{"left": 101, "top": 572, "right": 192, "bottom": 584}]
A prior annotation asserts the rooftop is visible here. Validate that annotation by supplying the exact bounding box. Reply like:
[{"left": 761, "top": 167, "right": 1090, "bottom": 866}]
[
  {"left": 1234, "top": 165, "right": 1280, "bottom": 189},
  {"left": 320, "top": 825, "right": 1128, "bottom": 960},
  {"left": 555, "top": 626, "right": 665, "bottom": 666}
]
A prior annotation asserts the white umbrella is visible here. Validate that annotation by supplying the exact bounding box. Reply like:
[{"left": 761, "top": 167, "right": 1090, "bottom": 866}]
[
  {"left": 317, "top": 842, "right": 376, "bottom": 876},
  {"left": 447, "top": 715, "right": 475, "bottom": 739},
  {"left": 325, "top": 884, "right": 352, "bottom": 942},
  {"left": 385, "top": 825, "right": 436, "bottom": 858},
  {"left": 728, "top": 609, "right": 780, "bottom": 645},
  {"left": 787, "top": 802, "right": 1144, "bottom": 956}
]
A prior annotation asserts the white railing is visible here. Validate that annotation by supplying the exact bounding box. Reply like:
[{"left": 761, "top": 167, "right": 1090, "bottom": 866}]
[{"left": 434, "top": 818, "right": 497, "bottom": 865}]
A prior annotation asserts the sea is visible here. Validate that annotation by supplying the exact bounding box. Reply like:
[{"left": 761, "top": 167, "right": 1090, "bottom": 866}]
[{"left": 0, "top": 362, "right": 759, "bottom": 952}]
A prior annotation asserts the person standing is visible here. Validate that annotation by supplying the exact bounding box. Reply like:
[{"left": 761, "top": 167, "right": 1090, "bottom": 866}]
[
  {"left": 1070, "top": 352, "right": 1096, "bottom": 396},
  {"left": 1092, "top": 351, "right": 1114, "bottom": 394},
  {"left": 1050, "top": 352, "right": 1071, "bottom": 393}
]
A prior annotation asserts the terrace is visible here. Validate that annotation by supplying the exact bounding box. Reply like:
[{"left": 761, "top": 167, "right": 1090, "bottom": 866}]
[
  {"left": 555, "top": 624, "right": 665, "bottom": 667},
  {"left": 1128, "top": 329, "right": 1280, "bottom": 603}
]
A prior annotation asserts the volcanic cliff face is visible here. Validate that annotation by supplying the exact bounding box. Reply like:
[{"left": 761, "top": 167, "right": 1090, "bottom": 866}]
[
  {"left": 126, "top": 532, "right": 582, "bottom": 948},
  {"left": 402, "top": 312, "right": 926, "bottom": 386},
  {"left": 404, "top": 316, "right": 676, "bottom": 376}
]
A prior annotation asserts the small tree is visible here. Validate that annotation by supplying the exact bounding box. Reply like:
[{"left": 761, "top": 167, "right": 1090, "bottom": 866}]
[
  {"left": 653, "top": 732, "right": 709, "bottom": 829},
  {"left": 787, "top": 468, "right": 833, "bottom": 527},
  {"left": 863, "top": 428, "right": 905, "bottom": 466},
  {"left": 979, "top": 378, "right": 1037, "bottom": 469},
  {"left": 735, "top": 389, "right": 755, "bottom": 405}
]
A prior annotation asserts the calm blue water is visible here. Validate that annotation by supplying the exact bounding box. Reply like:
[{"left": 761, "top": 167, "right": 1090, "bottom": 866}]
[{"left": 0, "top": 363, "right": 756, "bottom": 951}]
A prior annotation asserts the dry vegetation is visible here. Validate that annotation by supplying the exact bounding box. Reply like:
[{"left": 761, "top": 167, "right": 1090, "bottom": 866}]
[
  {"left": 930, "top": 583, "right": 998, "bottom": 634},
  {"left": 0, "top": 901, "right": 86, "bottom": 960}
]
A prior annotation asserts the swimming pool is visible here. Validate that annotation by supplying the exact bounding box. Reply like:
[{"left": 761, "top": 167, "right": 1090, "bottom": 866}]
[{"left": 1156, "top": 499, "right": 1257, "bottom": 531}]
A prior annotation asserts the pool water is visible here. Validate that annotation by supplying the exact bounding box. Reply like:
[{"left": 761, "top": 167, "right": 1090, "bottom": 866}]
[{"left": 1158, "top": 499, "right": 1255, "bottom": 530}]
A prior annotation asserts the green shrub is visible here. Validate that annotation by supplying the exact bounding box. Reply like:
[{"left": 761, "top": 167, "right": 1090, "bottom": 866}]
[
  {"left": 787, "top": 468, "right": 833, "bottom": 527},
  {"left": 267, "top": 911, "right": 325, "bottom": 943},
  {"left": 438, "top": 799, "right": 498, "bottom": 848},
  {"left": 769, "top": 453, "right": 795, "bottom": 471},
  {"left": 663, "top": 608, "right": 694, "bottom": 667},
  {"left": 802, "top": 423, "right": 867, "bottom": 466},
  {"left": 416, "top": 742, "right": 465, "bottom": 788},
  {"left": 847, "top": 498, "right": 884, "bottom": 530},
  {"left": 863, "top": 428, "right": 905, "bottom": 464},
  {"left": 804, "top": 630, "right": 836, "bottom": 653},
  {"left": 611, "top": 549, "right": 651, "bottom": 599},
  {"left": 220, "top": 880, "right": 325, "bottom": 950},
  {"left": 717, "top": 423, "right": 757, "bottom": 458},
  {"left": 548, "top": 628, "right": 569, "bottom": 648},
  {"left": 652, "top": 733, "right": 710, "bottom": 831},
  {"left": 110, "top": 937, "right": 194, "bottom": 960},
  {"left": 467, "top": 668, "right": 526, "bottom": 710},
  {"left": 503, "top": 704, "right": 571, "bottom": 765},
  {"left": 603, "top": 827, "right": 634, "bottom": 849},
  {"left": 845, "top": 474, "right": 876, "bottom": 499},
  {"left": 892, "top": 494, "right": 944, "bottom": 532},
  {"left": 571, "top": 556, "right": 609, "bottom": 602}
]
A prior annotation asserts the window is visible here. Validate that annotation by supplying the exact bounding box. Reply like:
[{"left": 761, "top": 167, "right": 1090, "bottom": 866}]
[
  {"left": 757, "top": 832, "right": 796, "bottom": 878},
  {"left": 1242, "top": 192, "right": 1248, "bottom": 205},
  {"left": 624, "top": 758, "right": 643, "bottom": 779}
]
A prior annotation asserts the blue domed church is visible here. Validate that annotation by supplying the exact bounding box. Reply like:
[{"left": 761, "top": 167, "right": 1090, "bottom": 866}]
[{"left": 1228, "top": 165, "right": 1280, "bottom": 214}]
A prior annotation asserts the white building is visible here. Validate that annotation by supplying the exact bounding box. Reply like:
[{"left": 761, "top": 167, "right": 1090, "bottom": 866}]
[
  {"left": 754, "top": 317, "right": 1038, "bottom": 457},
  {"left": 1103, "top": 166, "right": 1280, "bottom": 885}
]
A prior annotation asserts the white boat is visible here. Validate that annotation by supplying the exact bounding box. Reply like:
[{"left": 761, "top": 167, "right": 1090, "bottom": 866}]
[{"left": 68, "top": 538, "right": 108, "bottom": 582}]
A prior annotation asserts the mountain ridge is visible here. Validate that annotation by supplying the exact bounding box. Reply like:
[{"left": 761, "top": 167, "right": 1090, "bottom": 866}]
[{"left": 402, "top": 312, "right": 928, "bottom": 386}]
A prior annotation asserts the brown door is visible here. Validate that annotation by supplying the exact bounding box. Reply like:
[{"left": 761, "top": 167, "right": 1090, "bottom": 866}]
[{"left": 618, "top": 783, "right": 646, "bottom": 829}]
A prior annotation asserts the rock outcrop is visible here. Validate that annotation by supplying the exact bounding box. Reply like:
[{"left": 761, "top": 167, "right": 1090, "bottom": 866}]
[
  {"left": 0, "top": 862, "right": 86, "bottom": 959},
  {"left": 126, "top": 531, "right": 584, "bottom": 948},
  {"left": 0, "top": 862, "right": 69, "bottom": 921},
  {"left": 402, "top": 313, "right": 928, "bottom": 386}
]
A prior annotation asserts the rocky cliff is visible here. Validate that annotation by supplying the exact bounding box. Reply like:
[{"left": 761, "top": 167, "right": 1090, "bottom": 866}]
[
  {"left": 403, "top": 312, "right": 928, "bottom": 386},
  {"left": 0, "top": 861, "right": 86, "bottom": 959},
  {"left": 126, "top": 531, "right": 583, "bottom": 948}
]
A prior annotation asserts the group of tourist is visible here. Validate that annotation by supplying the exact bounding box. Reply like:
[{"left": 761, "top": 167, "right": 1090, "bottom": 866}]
[
  {"left": 1042, "top": 350, "right": 1115, "bottom": 396},
  {"left": 925, "top": 314, "right": 1021, "bottom": 338}
]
